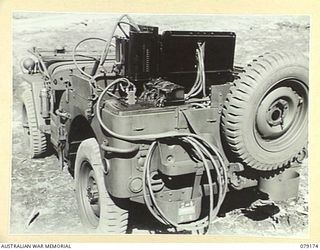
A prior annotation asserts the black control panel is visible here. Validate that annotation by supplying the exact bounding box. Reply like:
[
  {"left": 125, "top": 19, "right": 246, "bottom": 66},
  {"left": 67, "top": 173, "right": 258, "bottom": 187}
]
[{"left": 116, "top": 27, "right": 236, "bottom": 89}]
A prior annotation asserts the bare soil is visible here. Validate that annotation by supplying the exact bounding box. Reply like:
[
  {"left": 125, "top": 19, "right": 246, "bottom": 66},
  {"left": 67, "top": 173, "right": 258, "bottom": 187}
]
[{"left": 11, "top": 13, "right": 309, "bottom": 236}]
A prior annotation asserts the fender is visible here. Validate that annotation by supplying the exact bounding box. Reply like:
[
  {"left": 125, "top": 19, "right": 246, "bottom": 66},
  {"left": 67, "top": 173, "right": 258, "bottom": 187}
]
[{"left": 58, "top": 91, "right": 107, "bottom": 163}]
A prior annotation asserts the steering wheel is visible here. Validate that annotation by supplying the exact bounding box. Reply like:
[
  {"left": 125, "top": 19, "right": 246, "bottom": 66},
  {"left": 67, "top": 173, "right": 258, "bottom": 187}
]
[{"left": 72, "top": 37, "right": 109, "bottom": 79}]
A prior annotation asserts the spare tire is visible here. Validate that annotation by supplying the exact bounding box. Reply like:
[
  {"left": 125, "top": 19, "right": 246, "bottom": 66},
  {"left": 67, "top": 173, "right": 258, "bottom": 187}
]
[{"left": 221, "top": 51, "right": 308, "bottom": 171}]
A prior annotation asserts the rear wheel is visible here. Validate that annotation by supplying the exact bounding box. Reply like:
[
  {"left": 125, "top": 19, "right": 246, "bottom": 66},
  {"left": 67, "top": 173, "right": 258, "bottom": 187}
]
[
  {"left": 75, "top": 138, "right": 129, "bottom": 233},
  {"left": 222, "top": 51, "right": 308, "bottom": 171},
  {"left": 21, "top": 86, "right": 47, "bottom": 158}
]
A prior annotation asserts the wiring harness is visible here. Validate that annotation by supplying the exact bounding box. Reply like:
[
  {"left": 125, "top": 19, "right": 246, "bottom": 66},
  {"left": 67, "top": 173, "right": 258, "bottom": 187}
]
[{"left": 185, "top": 42, "right": 206, "bottom": 99}]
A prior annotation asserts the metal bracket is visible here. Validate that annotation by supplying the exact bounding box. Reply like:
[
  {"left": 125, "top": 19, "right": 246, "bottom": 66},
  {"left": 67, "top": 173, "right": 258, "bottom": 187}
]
[
  {"left": 58, "top": 124, "right": 67, "bottom": 142},
  {"left": 57, "top": 142, "right": 67, "bottom": 170},
  {"left": 191, "top": 167, "right": 204, "bottom": 199},
  {"left": 56, "top": 109, "right": 71, "bottom": 121},
  {"left": 175, "top": 107, "right": 188, "bottom": 130},
  {"left": 39, "top": 124, "right": 51, "bottom": 134},
  {"left": 228, "top": 162, "right": 245, "bottom": 190},
  {"left": 85, "top": 94, "right": 98, "bottom": 121}
]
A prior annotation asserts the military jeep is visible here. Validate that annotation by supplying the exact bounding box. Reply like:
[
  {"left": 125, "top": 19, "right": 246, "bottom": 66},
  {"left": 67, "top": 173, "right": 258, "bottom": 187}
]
[{"left": 19, "top": 14, "right": 308, "bottom": 234}]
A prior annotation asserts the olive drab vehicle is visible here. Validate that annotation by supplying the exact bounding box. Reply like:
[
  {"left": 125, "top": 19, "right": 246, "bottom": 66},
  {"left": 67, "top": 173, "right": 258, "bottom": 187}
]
[{"left": 19, "top": 15, "right": 308, "bottom": 234}]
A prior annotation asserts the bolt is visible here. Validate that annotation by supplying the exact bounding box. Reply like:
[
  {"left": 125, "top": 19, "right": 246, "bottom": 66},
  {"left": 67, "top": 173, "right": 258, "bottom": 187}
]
[
  {"left": 299, "top": 98, "right": 304, "bottom": 104},
  {"left": 103, "top": 159, "right": 109, "bottom": 174},
  {"left": 137, "top": 157, "right": 145, "bottom": 167}
]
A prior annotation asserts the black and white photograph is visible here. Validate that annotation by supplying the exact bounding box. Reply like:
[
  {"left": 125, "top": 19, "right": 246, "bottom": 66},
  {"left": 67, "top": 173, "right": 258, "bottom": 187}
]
[{"left": 11, "top": 12, "right": 309, "bottom": 236}]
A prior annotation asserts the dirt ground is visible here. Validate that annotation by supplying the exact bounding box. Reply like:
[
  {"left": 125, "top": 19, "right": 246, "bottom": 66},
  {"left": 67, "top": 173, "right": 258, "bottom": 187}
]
[{"left": 11, "top": 13, "right": 309, "bottom": 236}]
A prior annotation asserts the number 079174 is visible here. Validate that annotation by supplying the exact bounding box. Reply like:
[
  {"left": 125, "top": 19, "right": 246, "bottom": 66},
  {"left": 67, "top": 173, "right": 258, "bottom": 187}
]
[{"left": 300, "top": 244, "right": 319, "bottom": 248}]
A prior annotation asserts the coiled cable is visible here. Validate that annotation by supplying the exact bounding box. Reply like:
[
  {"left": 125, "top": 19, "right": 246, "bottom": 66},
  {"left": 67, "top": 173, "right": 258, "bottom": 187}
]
[{"left": 142, "top": 136, "right": 226, "bottom": 233}]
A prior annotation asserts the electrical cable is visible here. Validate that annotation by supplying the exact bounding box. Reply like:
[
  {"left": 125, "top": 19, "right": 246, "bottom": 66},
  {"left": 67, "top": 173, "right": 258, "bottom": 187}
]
[
  {"left": 118, "top": 23, "right": 130, "bottom": 38},
  {"left": 185, "top": 49, "right": 201, "bottom": 98},
  {"left": 185, "top": 43, "right": 206, "bottom": 99},
  {"left": 200, "top": 43, "right": 206, "bottom": 97},
  {"left": 71, "top": 14, "right": 141, "bottom": 81},
  {"left": 99, "top": 15, "right": 141, "bottom": 67},
  {"left": 142, "top": 139, "right": 212, "bottom": 231},
  {"left": 188, "top": 137, "right": 228, "bottom": 205},
  {"left": 100, "top": 77, "right": 135, "bottom": 100},
  {"left": 191, "top": 103, "right": 207, "bottom": 109},
  {"left": 72, "top": 37, "right": 107, "bottom": 79},
  {"left": 191, "top": 44, "right": 206, "bottom": 98},
  {"left": 142, "top": 141, "right": 172, "bottom": 225},
  {"left": 142, "top": 136, "right": 226, "bottom": 233}
]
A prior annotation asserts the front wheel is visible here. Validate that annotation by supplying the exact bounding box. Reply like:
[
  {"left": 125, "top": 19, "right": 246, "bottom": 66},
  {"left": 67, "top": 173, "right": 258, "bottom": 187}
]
[
  {"left": 74, "top": 138, "right": 129, "bottom": 234},
  {"left": 20, "top": 85, "right": 47, "bottom": 158}
]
